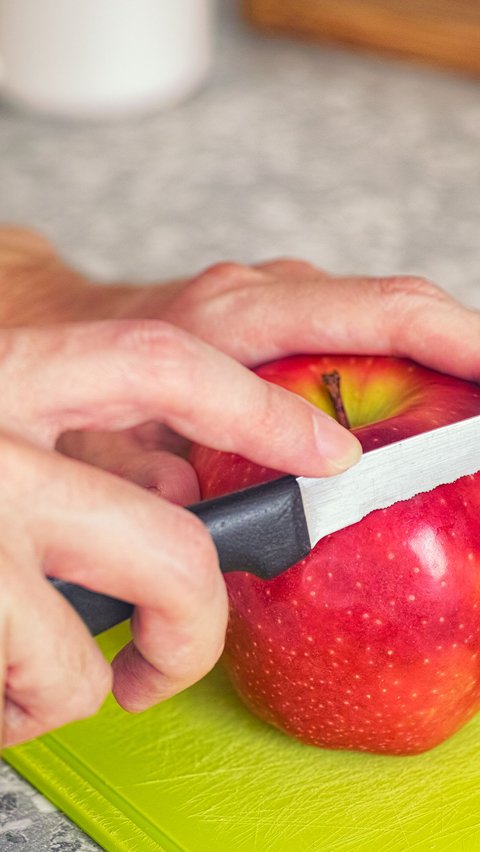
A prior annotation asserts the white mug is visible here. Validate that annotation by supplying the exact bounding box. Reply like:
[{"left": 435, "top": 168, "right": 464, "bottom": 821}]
[{"left": 0, "top": 0, "right": 213, "bottom": 118}]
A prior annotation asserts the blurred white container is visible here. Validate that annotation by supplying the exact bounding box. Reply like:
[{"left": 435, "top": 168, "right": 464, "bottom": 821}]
[{"left": 0, "top": 0, "right": 213, "bottom": 118}]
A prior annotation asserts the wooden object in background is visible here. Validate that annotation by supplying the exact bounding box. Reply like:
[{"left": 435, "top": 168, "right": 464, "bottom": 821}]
[{"left": 244, "top": 0, "right": 480, "bottom": 75}]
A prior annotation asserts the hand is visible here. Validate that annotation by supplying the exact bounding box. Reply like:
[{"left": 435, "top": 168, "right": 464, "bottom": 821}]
[
  {"left": 150, "top": 259, "right": 480, "bottom": 377},
  {"left": 0, "top": 316, "right": 359, "bottom": 747},
  {"left": 3, "top": 228, "right": 477, "bottom": 375},
  {"left": 2, "top": 225, "right": 478, "bottom": 511},
  {"left": 64, "top": 259, "right": 479, "bottom": 497}
]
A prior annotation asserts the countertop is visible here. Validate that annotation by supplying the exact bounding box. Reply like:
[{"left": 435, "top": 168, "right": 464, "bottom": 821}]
[{"left": 0, "top": 1, "right": 479, "bottom": 849}]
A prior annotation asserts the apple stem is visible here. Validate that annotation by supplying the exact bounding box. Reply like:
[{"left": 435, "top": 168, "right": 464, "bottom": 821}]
[{"left": 322, "top": 370, "right": 351, "bottom": 430}]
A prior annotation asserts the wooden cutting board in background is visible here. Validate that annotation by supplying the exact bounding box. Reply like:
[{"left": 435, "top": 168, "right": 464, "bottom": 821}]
[
  {"left": 244, "top": 0, "right": 480, "bottom": 75},
  {"left": 4, "top": 621, "right": 480, "bottom": 851}
]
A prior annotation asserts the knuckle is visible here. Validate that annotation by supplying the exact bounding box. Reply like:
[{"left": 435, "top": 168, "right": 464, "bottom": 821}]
[
  {"left": 372, "top": 275, "right": 452, "bottom": 356},
  {"left": 64, "top": 665, "right": 112, "bottom": 721},
  {"left": 160, "top": 625, "right": 226, "bottom": 688},
  {"left": 82, "top": 673, "right": 112, "bottom": 717},
  {"left": 177, "top": 261, "right": 262, "bottom": 311},
  {"left": 177, "top": 637, "right": 225, "bottom": 685},
  {"left": 193, "top": 261, "right": 254, "bottom": 292},
  {"left": 258, "top": 257, "right": 320, "bottom": 277},
  {"left": 375, "top": 275, "right": 448, "bottom": 305},
  {"left": 113, "top": 318, "right": 195, "bottom": 367},
  {"left": 114, "top": 320, "right": 200, "bottom": 418},
  {"left": 166, "top": 262, "right": 269, "bottom": 342}
]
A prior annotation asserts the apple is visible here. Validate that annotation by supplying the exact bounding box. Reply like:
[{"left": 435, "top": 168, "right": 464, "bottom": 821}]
[{"left": 190, "top": 355, "right": 480, "bottom": 755}]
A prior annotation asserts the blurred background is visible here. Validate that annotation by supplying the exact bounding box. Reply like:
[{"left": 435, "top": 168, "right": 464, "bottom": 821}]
[{"left": 0, "top": 0, "right": 479, "bottom": 306}]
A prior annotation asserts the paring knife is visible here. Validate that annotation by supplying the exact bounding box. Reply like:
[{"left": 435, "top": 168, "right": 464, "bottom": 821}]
[{"left": 50, "top": 414, "right": 480, "bottom": 636}]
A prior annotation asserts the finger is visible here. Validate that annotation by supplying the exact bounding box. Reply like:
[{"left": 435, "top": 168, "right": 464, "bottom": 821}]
[
  {"left": 142, "top": 454, "right": 200, "bottom": 504},
  {"left": 58, "top": 429, "right": 200, "bottom": 505},
  {"left": 111, "top": 599, "right": 226, "bottom": 711},
  {"left": 11, "top": 435, "right": 229, "bottom": 710},
  {"left": 254, "top": 258, "right": 328, "bottom": 281},
  {"left": 165, "top": 265, "right": 480, "bottom": 382},
  {"left": 4, "top": 320, "right": 360, "bottom": 476},
  {"left": 2, "top": 562, "right": 112, "bottom": 747}
]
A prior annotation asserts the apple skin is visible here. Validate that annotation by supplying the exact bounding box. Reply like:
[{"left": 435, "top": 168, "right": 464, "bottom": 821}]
[{"left": 190, "top": 355, "right": 480, "bottom": 755}]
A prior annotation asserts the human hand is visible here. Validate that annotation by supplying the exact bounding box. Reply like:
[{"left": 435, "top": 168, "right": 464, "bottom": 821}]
[
  {"left": 2, "top": 225, "right": 478, "bottom": 505},
  {"left": 2, "top": 227, "right": 477, "bottom": 375},
  {"left": 0, "top": 315, "right": 360, "bottom": 747},
  {"left": 61, "top": 256, "right": 480, "bottom": 496}
]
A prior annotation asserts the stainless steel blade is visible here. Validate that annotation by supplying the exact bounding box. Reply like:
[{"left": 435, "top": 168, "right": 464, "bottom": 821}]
[{"left": 298, "top": 414, "right": 480, "bottom": 547}]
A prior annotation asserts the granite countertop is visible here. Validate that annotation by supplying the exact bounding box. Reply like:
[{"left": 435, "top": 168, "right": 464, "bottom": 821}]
[{"left": 0, "top": 1, "right": 479, "bottom": 849}]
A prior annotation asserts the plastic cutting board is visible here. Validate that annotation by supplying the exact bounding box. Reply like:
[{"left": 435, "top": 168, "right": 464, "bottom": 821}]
[{"left": 4, "top": 621, "right": 480, "bottom": 851}]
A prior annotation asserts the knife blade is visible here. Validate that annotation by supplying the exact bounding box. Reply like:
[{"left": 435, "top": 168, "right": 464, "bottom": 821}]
[{"left": 51, "top": 413, "right": 480, "bottom": 635}]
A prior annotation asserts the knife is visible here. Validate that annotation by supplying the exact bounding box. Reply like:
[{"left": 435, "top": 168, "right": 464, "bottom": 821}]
[{"left": 50, "top": 414, "right": 480, "bottom": 635}]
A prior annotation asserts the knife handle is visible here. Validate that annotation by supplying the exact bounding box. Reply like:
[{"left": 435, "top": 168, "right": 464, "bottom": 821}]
[{"left": 49, "top": 475, "right": 311, "bottom": 636}]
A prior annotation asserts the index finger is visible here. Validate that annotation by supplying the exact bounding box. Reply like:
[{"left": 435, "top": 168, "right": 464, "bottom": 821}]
[{"left": 2, "top": 320, "right": 361, "bottom": 476}]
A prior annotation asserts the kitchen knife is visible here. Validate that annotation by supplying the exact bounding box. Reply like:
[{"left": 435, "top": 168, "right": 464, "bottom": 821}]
[{"left": 50, "top": 413, "right": 480, "bottom": 635}]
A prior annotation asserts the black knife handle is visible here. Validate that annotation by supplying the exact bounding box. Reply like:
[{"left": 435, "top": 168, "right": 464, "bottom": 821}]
[
  {"left": 191, "top": 475, "right": 311, "bottom": 577},
  {"left": 49, "top": 475, "right": 311, "bottom": 636}
]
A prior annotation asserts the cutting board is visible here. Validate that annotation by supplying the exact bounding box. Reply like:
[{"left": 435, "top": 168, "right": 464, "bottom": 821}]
[{"left": 4, "top": 621, "right": 480, "bottom": 851}]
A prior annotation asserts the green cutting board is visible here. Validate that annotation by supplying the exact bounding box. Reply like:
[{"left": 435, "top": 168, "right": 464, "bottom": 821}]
[{"left": 4, "top": 621, "right": 480, "bottom": 851}]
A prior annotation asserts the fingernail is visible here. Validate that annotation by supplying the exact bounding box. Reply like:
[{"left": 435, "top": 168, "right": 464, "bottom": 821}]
[{"left": 313, "top": 412, "right": 362, "bottom": 473}]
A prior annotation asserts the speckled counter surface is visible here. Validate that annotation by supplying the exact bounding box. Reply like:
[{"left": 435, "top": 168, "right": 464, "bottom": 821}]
[{"left": 0, "top": 1, "right": 479, "bottom": 849}]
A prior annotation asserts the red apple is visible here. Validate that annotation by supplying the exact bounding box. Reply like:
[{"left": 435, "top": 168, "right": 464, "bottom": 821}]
[{"left": 191, "top": 355, "right": 480, "bottom": 755}]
